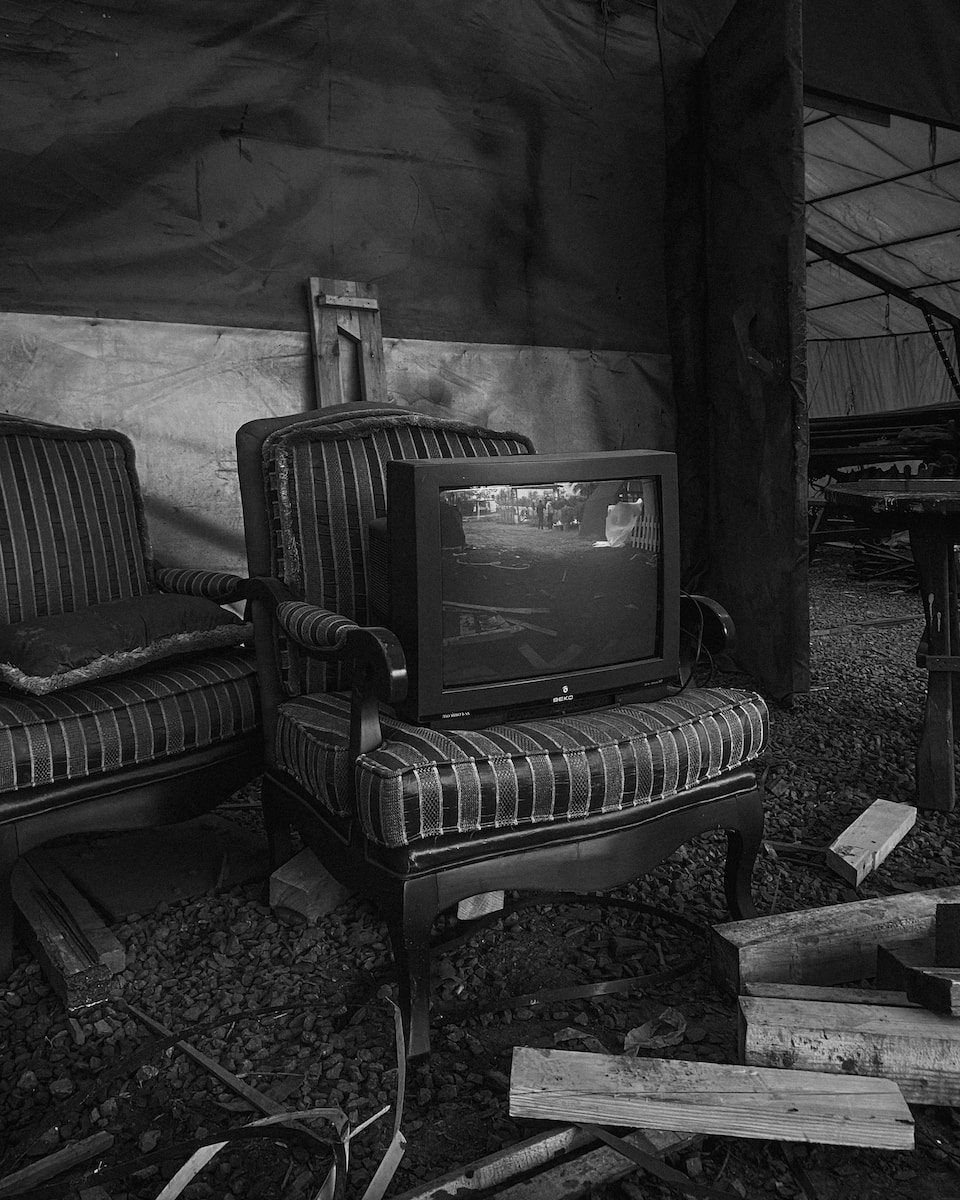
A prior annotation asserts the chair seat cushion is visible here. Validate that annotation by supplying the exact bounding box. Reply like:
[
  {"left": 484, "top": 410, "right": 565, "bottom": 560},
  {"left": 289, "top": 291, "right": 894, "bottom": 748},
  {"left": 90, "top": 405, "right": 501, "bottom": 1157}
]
[
  {"left": 0, "top": 648, "right": 259, "bottom": 792},
  {"left": 275, "top": 686, "right": 768, "bottom": 848},
  {"left": 0, "top": 593, "right": 250, "bottom": 695}
]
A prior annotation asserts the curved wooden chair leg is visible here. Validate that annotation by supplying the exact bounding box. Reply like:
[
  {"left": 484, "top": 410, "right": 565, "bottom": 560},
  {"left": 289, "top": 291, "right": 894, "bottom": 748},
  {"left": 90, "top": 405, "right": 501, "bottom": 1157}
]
[
  {"left": 0, "top": 827, "right": 20, "bottom": 979},
  {"left": 385, "top": 879, "right": 439, "bottom": 1060},
  {"left": 723, "top": 790, "right": 764, "bottom": 920}
]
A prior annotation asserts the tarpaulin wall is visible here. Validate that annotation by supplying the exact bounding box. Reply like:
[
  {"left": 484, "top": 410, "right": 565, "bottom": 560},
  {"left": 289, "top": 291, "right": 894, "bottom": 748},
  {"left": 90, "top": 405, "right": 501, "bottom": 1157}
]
[
  {"left": 1, "top": 0, "right": 809, "bottom": 697},
  {"left": 0, "top": 0, "right": 675, "bottom": 560},
  {"left": 662, "top": 0, "right": 809, "bottom": 698}
]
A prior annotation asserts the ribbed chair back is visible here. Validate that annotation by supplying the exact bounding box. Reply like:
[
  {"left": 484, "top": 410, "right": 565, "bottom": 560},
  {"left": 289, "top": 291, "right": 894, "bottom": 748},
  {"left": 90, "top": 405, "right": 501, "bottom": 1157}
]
[
  {"left": 261, "top": 407, "right": 533, "bottom": 694},
  {"left": 0, "top": 417, "right": 151, "bottom": 625}
]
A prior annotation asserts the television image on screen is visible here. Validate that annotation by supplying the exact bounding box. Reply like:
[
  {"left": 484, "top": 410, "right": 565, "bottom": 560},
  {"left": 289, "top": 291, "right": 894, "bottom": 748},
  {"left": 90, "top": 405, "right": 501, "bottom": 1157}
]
[{"left": 369, "top": 450, "right": 679, "bottom": 727}]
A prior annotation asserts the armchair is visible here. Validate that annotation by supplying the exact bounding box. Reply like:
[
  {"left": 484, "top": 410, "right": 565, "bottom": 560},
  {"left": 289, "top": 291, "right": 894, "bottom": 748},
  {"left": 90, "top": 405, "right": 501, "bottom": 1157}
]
[
  {"left": 0, "top": 415, "right": 261, "bottom": 976},
  {"left": 237, "top": 404, "right": 767, "bottom": 1058}
]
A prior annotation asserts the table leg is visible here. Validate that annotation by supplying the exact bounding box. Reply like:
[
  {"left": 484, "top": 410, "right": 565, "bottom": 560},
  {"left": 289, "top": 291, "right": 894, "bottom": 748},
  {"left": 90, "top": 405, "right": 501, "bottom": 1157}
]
[{"left": 911, "top": 527, "right": 956, "bottom": 811}]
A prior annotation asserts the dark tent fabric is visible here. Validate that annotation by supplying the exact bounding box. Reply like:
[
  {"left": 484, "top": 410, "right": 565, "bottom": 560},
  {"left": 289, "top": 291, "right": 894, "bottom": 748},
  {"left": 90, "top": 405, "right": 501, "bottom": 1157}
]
[
  {"left": 0, "top": 0, "right": 668, "bottom": 351},
  {"left": 1, "top": 0, "right": 809, "bottom": 700},
  {"left": 804, "top": 0, "right": 960, "bottom": 132}
]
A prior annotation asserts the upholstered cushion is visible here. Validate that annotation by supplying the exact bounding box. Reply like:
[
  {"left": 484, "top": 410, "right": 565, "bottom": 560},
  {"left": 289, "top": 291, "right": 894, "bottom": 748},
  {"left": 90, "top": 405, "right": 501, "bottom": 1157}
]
[
  {"left": 0, "top": 418, "right": 151, "bottom": 625},
  {"left": 274, "top": 686, "right": 768, "bottom": 848},
  {"left": 0, "top": 648, "right": 259, "bottom": 792},
  {"left": 0, "top": 594, "right": 250, "bottom": 695}
]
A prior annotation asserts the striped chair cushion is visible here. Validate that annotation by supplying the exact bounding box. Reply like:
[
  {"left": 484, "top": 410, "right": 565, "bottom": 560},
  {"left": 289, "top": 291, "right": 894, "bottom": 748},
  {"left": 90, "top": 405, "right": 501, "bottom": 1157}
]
[
  {"left": 275, "top": 686, "right": 768, "bottom": 848},
  {"left": 0, "top": 419, "right": 151, "bottom": 625},
  {"left": 264, "top": 410, "right": 533, "bottom": 695},
  {"left": 0, "top": 649, "right": 258, "bottom": 792}
]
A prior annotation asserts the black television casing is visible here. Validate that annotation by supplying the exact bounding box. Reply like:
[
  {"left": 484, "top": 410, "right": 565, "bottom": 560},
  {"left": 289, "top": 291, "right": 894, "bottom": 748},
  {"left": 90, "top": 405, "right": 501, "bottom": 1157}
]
[{"left": 369, "top": 450, "right": 680, "bottom": 727}]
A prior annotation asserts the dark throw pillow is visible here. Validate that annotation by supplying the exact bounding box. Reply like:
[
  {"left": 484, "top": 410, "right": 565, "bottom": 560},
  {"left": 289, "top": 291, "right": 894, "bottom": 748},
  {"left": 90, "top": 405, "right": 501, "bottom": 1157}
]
[{"left": 0, "top": 593, "right": 251, "bottom": 695}]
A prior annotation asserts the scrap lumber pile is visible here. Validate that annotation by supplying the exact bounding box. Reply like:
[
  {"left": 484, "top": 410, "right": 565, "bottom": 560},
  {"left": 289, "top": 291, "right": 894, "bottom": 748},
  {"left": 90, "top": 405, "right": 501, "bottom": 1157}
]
[
  {"left": 809, "top": 404, "right": 960, "bottom": 477},
  {"left": 714, "top": 887, "right": 960, "bottom": 1107}
]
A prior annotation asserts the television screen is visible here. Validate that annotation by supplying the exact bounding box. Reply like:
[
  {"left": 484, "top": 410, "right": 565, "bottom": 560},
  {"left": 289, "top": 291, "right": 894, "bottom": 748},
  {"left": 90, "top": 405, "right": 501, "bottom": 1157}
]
[
  {"left": 438, "top": 476, "right": 662, "bottom": 691},
  {"left": 375, "top": 450, "right": 679, "bottom": 727}
]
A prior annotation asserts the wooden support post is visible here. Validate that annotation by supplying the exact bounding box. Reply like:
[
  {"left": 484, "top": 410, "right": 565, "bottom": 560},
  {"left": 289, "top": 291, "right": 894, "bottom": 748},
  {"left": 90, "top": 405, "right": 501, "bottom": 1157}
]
[
  {"left": 739, "top": 995, "right": 960, "bottom": 1106},
  {"left": 268, "top": 848, "right": 353, "bottom": 924},
  {"left": 824, "top": 799, "right": 916, "bottom": 886},
  {"left": 710, "top": 886, "right": 960, "bottom": 993},
  {"left": 11, "top": 855, "right": 125, "bottom": 1011},
  {"left": 509, "top": 1046, "right": 914, "bottom": 1149}
]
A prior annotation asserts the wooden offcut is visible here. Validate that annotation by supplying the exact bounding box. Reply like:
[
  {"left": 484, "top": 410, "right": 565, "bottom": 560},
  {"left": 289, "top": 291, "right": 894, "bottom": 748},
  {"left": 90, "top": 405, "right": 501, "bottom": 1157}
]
[
  {"left": 307, "top": 276, "right": 387, "bottom": 407},
  {"left": 509, "top": 1047, "right": 914, "bottom": 1149},
  {"left": 936, "top": 903, "right": 960, "bottom": 965},
  {"left": 905, "top": 966, "right": 960, "bottom": 1016},
  {"left": 11, "top": 855, "right": 125, "bottom": 1010},
  {"left": 268, "top": 848, "right": 352, "bottom": 924},
  {"left": 824, "top": 799, "right": 916, "bottom": 887},
  {"left": 710, "top": 886, "right": 960, "bottom": 993},
  {"left": 739, "top": 994, "right": 960, "bottom": 1105}
]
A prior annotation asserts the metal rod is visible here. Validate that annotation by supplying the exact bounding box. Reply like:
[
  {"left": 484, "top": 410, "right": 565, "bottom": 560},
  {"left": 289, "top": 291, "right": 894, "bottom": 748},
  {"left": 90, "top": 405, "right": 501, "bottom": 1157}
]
[
  {"left": 806, "top": 235, "right": 960, "bottom": 331},
  {"left": 806, "top": 155, "right": 960, "bottom": 206}
]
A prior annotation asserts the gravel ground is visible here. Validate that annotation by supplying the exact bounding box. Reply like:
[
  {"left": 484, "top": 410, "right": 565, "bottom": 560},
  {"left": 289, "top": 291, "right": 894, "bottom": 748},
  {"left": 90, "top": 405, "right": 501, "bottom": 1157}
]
[{"left": 4, "top": 546, "right": 960, "bottom": 1199}]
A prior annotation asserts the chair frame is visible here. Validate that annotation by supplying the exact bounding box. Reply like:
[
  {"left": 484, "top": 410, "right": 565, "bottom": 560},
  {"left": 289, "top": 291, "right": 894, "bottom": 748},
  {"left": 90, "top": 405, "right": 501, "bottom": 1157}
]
[{"left": 238, "top": 404, "right": 765, "bottom": 1059}]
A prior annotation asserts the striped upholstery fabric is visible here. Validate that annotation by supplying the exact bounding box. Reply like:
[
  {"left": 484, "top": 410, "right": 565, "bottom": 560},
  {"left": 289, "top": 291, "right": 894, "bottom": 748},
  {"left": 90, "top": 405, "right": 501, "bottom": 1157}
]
[
  {"left": 265, "top": 410, "right": 533, "bottom": 694},
  {"left": 0, "top": 649, "right": 258, "bottom": 791},
  {"left": 275, "top": 601, "right": 358, "bottom": 650},
  {"left": 0, "top": 418, "right": 150, "bottom": 625},
  {"left": 155, "top": 566, "right": 245, "bottom": 603},
  {"left": 275, "top": 686, "right": 769, "bottom": 848}
]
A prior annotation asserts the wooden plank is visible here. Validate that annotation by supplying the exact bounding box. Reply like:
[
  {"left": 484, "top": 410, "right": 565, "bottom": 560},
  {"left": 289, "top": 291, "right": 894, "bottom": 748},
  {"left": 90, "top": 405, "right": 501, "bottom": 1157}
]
[
  {"left": 10, "top": 859, "right": 111, "bottom": 1011},
  {"left": 491, "top": 1129, "right": 697, "bottom": 1200},
  {"left": 24, "top": 852, "right": 125, "bottom": 974},
  {"left": 936, "top": 903, "right": 960, "bottom": 965},
  {"left": 905, "top": 966, "right": 960, "bottom": 1016},
  {"left": 268, "top": 848, "right": 352, "bottom": 924},
  {"left": 824, "top": 799, "right": 917, "bottom": 887},
  {"left": 389, "top": 1124, "right": 695, "bottom": 1200},
  {"left": 875, "top": 943, "right": 929, "bottom": 990},
  {"left": 710, "top": 886, "right": 960, "bottom": 994},
  {"left": 509, "top": 1047, "right": 913, "bottom": 1150},
  {"left": 739, "top": 994, "right": 960, "bottom": 1105},
  {"left": 742, "top": 981, "right": 916, "bottom": 1007},
  {"left": 0, "top": 1132, "right": 114, "bottom": 1198},
  {"left": 307, "top": 276, "right": 385, "bottom": 407}
]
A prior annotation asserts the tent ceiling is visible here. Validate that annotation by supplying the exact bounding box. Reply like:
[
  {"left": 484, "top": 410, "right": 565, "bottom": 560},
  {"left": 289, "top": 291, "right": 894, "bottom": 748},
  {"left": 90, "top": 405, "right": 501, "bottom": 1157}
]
[{"left": 805, "top": 107, "right": 960, "bottom": 340}]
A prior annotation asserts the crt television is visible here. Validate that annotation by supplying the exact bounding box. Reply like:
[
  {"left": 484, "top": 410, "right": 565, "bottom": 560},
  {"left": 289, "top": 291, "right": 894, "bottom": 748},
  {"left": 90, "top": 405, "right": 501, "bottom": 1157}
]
[{"left": 368, "top": 450, "right": 680, "bottom": 727}]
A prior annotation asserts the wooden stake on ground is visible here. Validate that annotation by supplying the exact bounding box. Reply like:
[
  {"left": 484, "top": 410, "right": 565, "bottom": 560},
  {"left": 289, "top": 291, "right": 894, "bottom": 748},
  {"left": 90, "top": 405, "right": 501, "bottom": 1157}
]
[
  {"left": 710, "top": 886, "right": 960, "bottom": 994},
  {"left": 739, "top": 994, "right": 960, "bottom": 1105},
  {"left": 509, "top": 1047, "right": 914, "bottom": 1149},
  {"left": 0, "top": 1132, "right": 114, "bottom": 1198},
  {"left": 824, "top": 799, "right": 917, "bottom": 887},
  {"left": 268, "top": 848, "right": 352, "bottom": 924}
]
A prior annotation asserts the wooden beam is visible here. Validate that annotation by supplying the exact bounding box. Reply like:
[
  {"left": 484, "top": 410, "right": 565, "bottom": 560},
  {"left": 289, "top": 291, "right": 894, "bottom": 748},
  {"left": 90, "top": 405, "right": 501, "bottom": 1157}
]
[
  {"left": 10, "top": 858, "right": 118, "bottom": 1011},
  {"left": 509, "top": 1047, "right": 914, "bottom": 1150},
  {"left": 268, "top": 848, "right": 352, "bottom": 924},
  {"left": 739, "top": 995, "right": 960, "bottom": 1106},
  {"left": 824, "top": 799, "right": 916, "bottom": 887},
  {"left": 742, "top": 981, "right": 916, "bottom": 1007},
  {"left": 710, "top": 886, "right": 960, "bottom": 994},
  {"left": 0, "top": 1132, "right": 114, "bottom": 1198},
  {"left": 905, "top": 967, "right": 960, "bottom": 1016}
]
